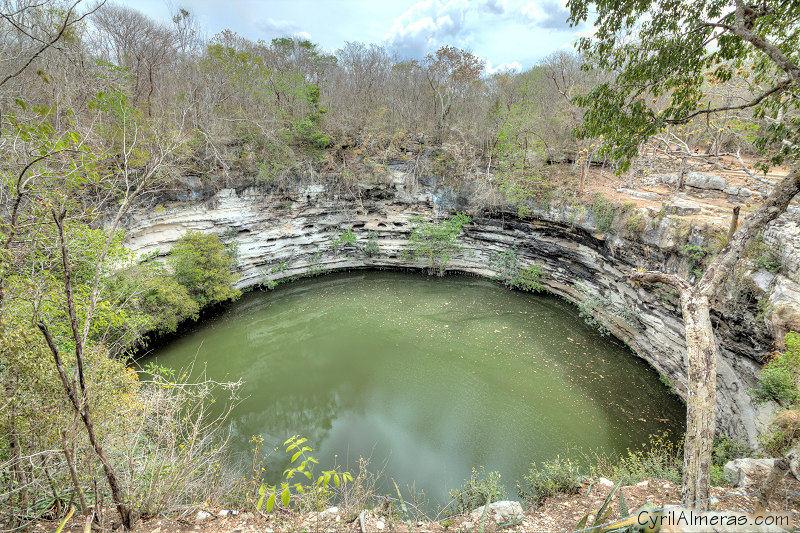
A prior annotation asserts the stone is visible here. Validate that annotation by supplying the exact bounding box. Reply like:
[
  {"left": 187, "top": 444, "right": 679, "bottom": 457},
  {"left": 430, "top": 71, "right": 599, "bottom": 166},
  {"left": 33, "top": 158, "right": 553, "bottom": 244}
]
[
  {"left": 470, "top": 500, "right": 524, "bottom": 521},
  {"left": 655, "top": 173, "right": 679, "bottom": 186},
  {"left": 462, "top": 522, "right": 474, "bottom": 529},
  {"left": 636, "top": 480, "right": 649, "bottom": 487},
  {"left": 616, "top": 188, "right": 661, "bottom": 200},
  {"left": 663, "top": 199, "right": 702, "bottom": 216},
  {"left": 723, "top": 458, "right": 775, "bottom": 487},
  {"left": 375, "top": 519, "right": 385, "bottom": 530},
  {"left": 318, "top": 506, "right": 338, "bottom": 520},
  {"left": 685, "top": 172, "right": 726, "bottom": 190},
  {"left": 724, "top": 187, "right": 740, "bottom": 196},
  {"left": 598, "top": 478, "right": 615, "bottom": 487},
  {"left": 196, "top": 511, "right": 212, "bottom": 521}
]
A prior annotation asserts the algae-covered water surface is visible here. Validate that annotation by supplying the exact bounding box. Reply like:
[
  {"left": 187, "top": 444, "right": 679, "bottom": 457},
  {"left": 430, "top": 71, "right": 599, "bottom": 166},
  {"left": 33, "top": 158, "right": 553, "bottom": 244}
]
[{"left": 143, "top": 271, "right": 684, "bottom": 507}]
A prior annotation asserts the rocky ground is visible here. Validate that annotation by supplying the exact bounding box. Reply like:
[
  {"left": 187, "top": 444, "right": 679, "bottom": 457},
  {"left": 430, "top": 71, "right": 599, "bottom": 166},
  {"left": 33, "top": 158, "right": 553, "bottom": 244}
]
[{"left": 32, "top": 465, "right": 800, "bottom": 533}]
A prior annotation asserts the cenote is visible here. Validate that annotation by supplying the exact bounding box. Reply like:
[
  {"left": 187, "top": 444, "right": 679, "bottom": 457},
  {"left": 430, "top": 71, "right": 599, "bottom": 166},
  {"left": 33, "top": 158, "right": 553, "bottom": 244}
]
[{"left": 142, "top": 271, "right": 685, "bottom": 508}]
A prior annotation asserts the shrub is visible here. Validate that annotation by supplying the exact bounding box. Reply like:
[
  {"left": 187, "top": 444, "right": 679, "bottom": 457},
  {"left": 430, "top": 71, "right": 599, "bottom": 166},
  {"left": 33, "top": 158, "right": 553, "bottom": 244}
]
[
  {"left": 403, "top": 213, "right": 471, "bottom": 275},
  {"left": 749, "top": 332, "right": 800, "bottom": 406},
  {"left": 711, "top": 436, "right": 752, "bottom": 486},
  {"left": 748, "top": 234, "right": 782, "bottom": 273},
  {"left": 591, "top": 193, "right": 616, "bottom": 233},
  {"left": 590, "top": 433, "right": 682, "bottom": 486},
  {"left": 363, "top": 231, "right": 380, "bottom": 257},
  {"left": 169, "top": 231, "right": 241, "bottom": 308},
  {"left": 516, "top": 456, "right": 582, "bottom": 509},
  {"left": 449, "top": 466, "right": 506, "bottom": 515},
  {"left": 682, "top": 244, "right": 710, "bottom": 279}
]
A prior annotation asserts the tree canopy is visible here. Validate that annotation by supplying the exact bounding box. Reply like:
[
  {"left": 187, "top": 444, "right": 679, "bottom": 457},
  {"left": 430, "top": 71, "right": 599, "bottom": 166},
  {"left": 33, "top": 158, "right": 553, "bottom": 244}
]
[{"left": 568, "top": 0, "right": 800, "bottom": 171}]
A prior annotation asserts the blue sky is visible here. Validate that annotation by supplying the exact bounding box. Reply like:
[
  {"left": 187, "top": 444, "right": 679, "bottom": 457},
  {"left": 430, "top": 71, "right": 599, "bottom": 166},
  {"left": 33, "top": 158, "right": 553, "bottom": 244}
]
[{"left": 113, "top": 0, "right": 589, "bottom": 73}]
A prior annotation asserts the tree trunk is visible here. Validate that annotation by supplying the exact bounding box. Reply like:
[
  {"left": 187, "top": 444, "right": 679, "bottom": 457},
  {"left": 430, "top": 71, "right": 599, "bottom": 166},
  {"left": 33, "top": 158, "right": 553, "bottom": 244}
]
[
  {"left": 727, "top": 205, "right": 740, "bottom": 241},
  {"left": 680, "top": 292, "right": 716, "bottom": 509},
  {"left": 677, "top": 155, "right": 687, "bottom": 191},
  {"left": 754, "top": 454, "right": 792, "bottom": 516},
  {"left": 629, "top": 164, "right": 800, "bottom": 509}
]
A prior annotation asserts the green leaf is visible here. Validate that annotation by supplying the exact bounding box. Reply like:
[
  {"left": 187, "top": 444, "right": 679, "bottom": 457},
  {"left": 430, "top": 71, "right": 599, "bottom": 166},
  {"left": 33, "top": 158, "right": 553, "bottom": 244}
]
[
  {"left": 281, "top": 486, "right": 290, "bottom": 507},
  {"left": 333, "top": 474, "right": 340, "bottom": 487},
  {"left": 291, "top": 450, "right": 302, "bottom": 462},
  {"left": 266, "top": 492, "right": 276, "bottom": 512}
]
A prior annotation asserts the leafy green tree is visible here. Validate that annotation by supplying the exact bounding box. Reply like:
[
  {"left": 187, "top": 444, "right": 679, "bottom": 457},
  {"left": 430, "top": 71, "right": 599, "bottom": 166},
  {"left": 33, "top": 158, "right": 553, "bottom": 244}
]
[
  {"left": 568, "top": 0, "right": 800, "bottom": 509},
  {"left": 169, "top": 231, "right": 241, "bottom": 308},
  {"left": 404, "top": 213, "right": 471, "bottom": 275}
]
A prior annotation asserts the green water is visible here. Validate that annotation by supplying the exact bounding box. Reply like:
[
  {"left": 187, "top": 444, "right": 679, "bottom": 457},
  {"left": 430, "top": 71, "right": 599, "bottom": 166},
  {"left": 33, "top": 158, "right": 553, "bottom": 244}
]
[{"left": 142, "top": 271, "right": 684, "bottom": 507}]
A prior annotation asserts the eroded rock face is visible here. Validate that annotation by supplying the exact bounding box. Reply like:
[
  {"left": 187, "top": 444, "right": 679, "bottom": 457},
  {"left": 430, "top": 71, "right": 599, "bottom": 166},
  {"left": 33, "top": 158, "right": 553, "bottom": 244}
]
[{"left": 122, "top": 173, "right": 800, "bottom": 447}]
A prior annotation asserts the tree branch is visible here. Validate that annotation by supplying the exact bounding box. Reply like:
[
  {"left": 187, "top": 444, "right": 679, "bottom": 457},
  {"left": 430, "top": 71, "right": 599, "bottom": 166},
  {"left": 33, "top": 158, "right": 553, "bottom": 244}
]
[{"left": 629, "top": 270, "right": 690, "bottom": 293}]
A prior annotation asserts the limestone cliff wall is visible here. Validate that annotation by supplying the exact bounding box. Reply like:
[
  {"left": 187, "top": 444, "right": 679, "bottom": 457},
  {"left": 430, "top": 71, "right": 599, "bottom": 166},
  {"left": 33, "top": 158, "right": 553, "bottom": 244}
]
[{"left": 123, "top": 170, "right": 800, "bottom": 447}]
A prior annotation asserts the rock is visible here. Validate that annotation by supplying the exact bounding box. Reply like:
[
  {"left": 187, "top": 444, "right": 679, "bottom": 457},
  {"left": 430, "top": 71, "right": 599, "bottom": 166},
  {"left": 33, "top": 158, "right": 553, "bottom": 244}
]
[
  {"left": 655, "top": 173, "right": 679, "bottom": 185},
  {"left": 470, "top": 500, "right": 524, "bottom": 521},
  {"left": 196, "top": 511, "right": 212, "bottom": 521},
  {"left": 375, "top": 519, "right": 385, "bottom": 530},
  {"left": 636, "top": 480, "right": 649, "bottom": 487},
  {"left": 616, "top": 188, "right": 661, "bottom": 200},
  {"left": 318, "top": 506, "right": 338, "bottom": 520},
  {"left": 598, "top": 477, "right": 615, "bottom": 487},
  {"left": 664, "top": 199, "right": 702, "bottom": 215},
  {"left": 240, "top": 512, "right": 254, "bottom": 521},
  {"left": 151, "top": 528, "right": 161, "bottom": 533},
  {"left": 686, "top": 172, "right": 726, "bottom": 190},
  {"left": 723, "top": 458, "right": 775, "bottom": 487},
  {"left": 724, "top": 187, "right": 740, "bottom": 196},
  {"left": 462, "top": 522, "right": 474, "bottom": 529},
  {"left": 775, "top": 409, "right": 800, "bottom": 431}
]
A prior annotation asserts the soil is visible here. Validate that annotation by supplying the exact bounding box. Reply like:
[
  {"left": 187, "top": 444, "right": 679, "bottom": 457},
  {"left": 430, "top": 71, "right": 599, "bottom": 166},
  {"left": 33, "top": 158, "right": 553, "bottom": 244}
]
[{"left": 30, "top": 470, "right": 800, "bottom": 533}]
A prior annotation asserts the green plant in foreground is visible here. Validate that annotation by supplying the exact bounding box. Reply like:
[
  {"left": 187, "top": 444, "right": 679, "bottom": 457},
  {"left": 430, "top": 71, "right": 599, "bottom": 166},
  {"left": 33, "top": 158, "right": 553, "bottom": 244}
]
[
  {"left": 449, "top": 466, "right": 506, "bottom": 515},
  {"left": 516, "top": 456, "right": 582, "bottom": 509},
  {"left": 256, "top": 435, "right": 352, "bottom": 513}
]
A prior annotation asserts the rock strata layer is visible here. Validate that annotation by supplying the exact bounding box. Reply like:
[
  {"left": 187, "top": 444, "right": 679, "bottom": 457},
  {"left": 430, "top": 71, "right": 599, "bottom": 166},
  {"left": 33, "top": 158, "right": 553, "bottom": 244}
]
[{"left": 123, "top": 171, "right": 800, "bottom": 446}]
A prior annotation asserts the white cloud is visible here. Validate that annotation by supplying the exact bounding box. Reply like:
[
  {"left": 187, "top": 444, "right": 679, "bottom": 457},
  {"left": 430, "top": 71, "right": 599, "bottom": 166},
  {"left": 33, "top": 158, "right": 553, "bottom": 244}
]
[
  {"left": 484, "top": 59, "right": 522, "bottom": 74},
  {"left": 383, "top": 0, "right": 472, "bottom": 58},
  {"left": 521, "top": 0, "right": 573, "bottom": 30}
]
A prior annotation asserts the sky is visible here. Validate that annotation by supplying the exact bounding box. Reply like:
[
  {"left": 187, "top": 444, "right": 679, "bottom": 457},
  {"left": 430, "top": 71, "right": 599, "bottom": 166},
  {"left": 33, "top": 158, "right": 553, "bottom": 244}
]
[{"left": 112, "top": 0, "right": 590, "bottom": 73}]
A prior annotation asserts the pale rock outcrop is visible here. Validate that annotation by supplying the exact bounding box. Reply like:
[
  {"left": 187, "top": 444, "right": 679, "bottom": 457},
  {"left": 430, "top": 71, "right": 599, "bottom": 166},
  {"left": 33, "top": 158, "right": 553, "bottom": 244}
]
[{"left": 122, "top": 169, "right": 800, "bottom": 447}]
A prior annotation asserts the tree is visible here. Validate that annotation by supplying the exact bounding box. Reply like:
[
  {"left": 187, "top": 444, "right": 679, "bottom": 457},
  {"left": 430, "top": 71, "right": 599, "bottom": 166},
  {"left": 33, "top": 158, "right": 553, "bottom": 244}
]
[
  {"left": 169, "top": 231, "right": 241, "bottom": 308},
  {"left": 422, "top": 46, "right": 484, "bottom": 144},
  {"left": 568, "top": 0, "right": 800, "bottom": 509}
]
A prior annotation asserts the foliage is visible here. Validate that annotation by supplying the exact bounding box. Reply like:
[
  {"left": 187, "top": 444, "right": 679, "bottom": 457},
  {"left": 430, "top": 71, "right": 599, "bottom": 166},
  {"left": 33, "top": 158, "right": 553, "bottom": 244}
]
[
  {"left": 589, "top": 433, "right": 683, "bottom": 487},
  {"left": 331, "top": 228, "right": 357, "bottom": 253},
  {"left": 747, "top": 234, "right": 783, "bottom": 274},
  {"left": 749, "top": 332, "right": 800, "bottom": 406},
  {"left": 363, "top": 231, "right": 380, "bottom": 257},
  {"left": 169, "top": 231, "right": 241, "bottom": 308},
  {"left": 488, "top": 247, "right": 545, "bottom": 292},
  {"left": 403, "top": 213, "right": 471, "bottom": 274},
  {"left": 575, "top": 282, "right": 639, "bottom": 336},
  {"left": 591, "top": 193, "right": 616, "bottom": 233},
  {"left": 682, "top": 244, "right": 710, "bottom": 279},
  {"left": 255, "top": 436, "right": 352, "bottom": 513},
  {"left": 516, "top": 456, "right": 582, "bottom": 509},
  {"left": 568, "top": 0, "right": 800, "bottom": 172},
  {"left": 448, "top": 466, "right": 506, "bottom": 515}
]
